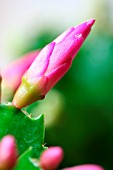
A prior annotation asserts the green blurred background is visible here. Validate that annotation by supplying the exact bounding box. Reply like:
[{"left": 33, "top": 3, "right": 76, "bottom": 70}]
[{"left": 1, "top": 0, "right": 113, "bottom": 169}]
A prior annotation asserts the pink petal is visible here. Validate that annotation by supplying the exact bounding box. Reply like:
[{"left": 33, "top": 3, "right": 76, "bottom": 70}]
[
  {"left": 2, "top": 50, "right": 39, "bottom": 91},
  {"left": 63, "top": 164, "right": 104, "bottom": 170},
  {"left": 46, "top": 34, "right": 83, "bottom": 73},
  {"left": 26, "top": 42, "right": 55, "bottom": 79},
  {"left": 45, "top": 58, "right": 72, "bottom": 93},
  {"left": 54, "top": 27, "right": 75, "bottom": 43}
]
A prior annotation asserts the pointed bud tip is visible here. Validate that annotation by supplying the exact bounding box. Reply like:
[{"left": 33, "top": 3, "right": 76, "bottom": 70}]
[
  {"left": 75, "top": 19, "right": 95, "bottom": 40},
  {"left": 86, "top": 19, "right": 95, "bottom": 27},
  {"left": 74, "top": 19, "right": 95, "bottom": 28}
]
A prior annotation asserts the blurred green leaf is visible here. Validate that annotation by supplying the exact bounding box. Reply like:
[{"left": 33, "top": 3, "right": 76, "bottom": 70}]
[{"left": 14, "top": 148, "right": 42, "bottom": 170}]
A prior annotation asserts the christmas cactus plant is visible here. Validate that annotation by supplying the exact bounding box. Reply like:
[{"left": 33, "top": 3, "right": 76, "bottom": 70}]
[{"left": 0, "top": 19, "right": 104, "bottom": 170}]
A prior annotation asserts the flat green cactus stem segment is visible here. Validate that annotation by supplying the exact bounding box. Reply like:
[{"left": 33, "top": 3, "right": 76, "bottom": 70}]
[
  {"left": 14, "top": 147, "right": 45, "bottom": 170},
  {"left": 0, "top": 103, "right": 45, "bottom": 158}
]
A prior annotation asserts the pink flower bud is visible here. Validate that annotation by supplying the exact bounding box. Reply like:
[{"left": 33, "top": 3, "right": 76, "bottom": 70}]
[
  {"left": 0, "top": 74, "right": 2, "bottom": 102},
  {"left": 40, "top": 146, "right": 63, "bottom": 170},
  {"left": 0, "top": 135, "right": 17, "bottom": 170},
  {"left": 2, "top": 50, "right": 39, "bottom": 92},
  {"left": 63, "top": 164, "right": 104, "bottom": 170},
  {"left": 12, "top": 19, "right": 95, "bottom": 108}
]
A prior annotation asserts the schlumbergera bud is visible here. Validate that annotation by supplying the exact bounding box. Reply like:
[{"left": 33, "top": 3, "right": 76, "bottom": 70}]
[
  {"left": 0, "top": 74, "right": 2, "bottom": 102},
  {"left": 12, "top": 19, "right": 95, "bottom": 108},
  {"left": 0, "top": 135, "right": 17, "bottom": 170},
  {"left": 63, "top": 164, "right": 104, "bottom": 170},
  {"left": 40, "top": 146, "right": 63, "bottom": 170}
]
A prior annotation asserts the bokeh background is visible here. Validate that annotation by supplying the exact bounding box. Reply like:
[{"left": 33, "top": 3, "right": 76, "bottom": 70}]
[{"left": 1, "top": 0, "right": 113, "bottom": 170}]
